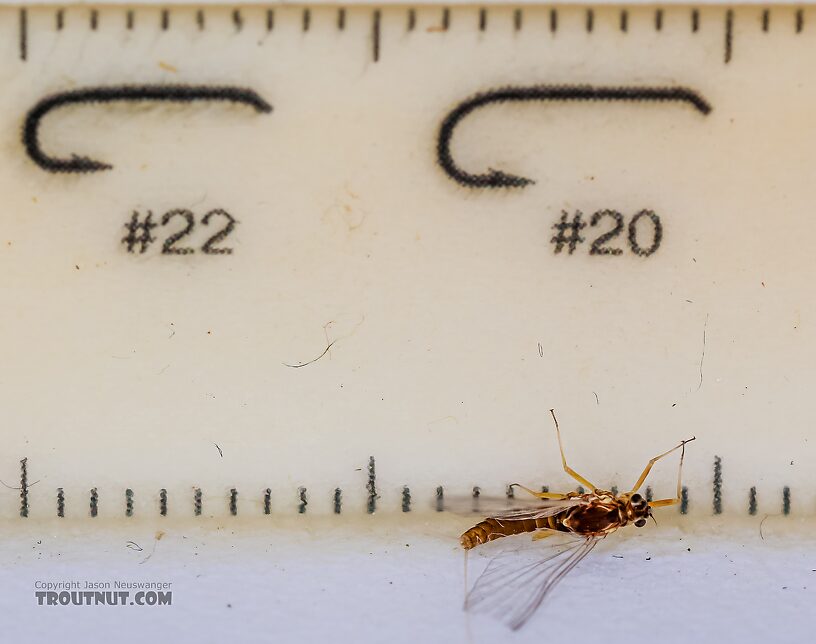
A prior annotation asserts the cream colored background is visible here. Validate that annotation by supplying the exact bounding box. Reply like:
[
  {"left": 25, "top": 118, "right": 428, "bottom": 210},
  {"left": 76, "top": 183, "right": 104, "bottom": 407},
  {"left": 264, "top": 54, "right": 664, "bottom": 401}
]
[{"left": 0, "top": 4, "right": 812, "bottom": 519}]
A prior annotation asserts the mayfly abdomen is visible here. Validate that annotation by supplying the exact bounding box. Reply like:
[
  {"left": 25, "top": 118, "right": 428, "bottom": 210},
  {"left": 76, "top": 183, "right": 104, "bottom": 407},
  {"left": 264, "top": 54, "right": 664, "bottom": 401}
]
[{"left": 460, "top": 514, "right": 568, "bottom": 550}]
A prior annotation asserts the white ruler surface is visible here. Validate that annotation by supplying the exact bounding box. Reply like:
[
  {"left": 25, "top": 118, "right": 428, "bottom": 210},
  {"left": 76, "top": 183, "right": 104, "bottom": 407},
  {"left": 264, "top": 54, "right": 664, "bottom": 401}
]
[{"left": 0, "top": 4, "right": 813, "bottom": 520}]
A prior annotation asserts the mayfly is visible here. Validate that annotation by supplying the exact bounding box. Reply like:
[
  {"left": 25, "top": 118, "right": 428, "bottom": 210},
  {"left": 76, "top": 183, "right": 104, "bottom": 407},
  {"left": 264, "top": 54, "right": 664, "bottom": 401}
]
[{"left": 459, "top": 409, "right": 695, "bottom": 630}]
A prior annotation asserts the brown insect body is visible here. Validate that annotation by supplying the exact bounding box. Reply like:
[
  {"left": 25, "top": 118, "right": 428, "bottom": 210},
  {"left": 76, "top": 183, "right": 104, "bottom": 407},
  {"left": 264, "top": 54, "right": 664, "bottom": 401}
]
[
  {"left": 461, "top": 489, "right": 651, "bottom": 550},
  {"left": 459, "top": 409, "right": 694, "bottom": 630}
]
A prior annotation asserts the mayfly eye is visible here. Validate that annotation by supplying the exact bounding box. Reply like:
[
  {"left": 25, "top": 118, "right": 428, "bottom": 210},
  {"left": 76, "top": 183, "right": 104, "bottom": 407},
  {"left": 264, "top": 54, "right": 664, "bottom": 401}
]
[{"left": 634, "top": 518, "right": 647, "bottom": 528}]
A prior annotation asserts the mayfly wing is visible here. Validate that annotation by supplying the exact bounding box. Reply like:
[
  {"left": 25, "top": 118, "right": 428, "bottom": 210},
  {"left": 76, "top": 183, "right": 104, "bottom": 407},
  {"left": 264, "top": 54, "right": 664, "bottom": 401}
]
[
  {"left": 443, "top": 495, "right": 586, "bottom": 518},
  {"left": 486, "top": 501, "right": 586, "bottom": 522},
  {"left": 465, "top": 532, "right": 599, "bottom": 631}
]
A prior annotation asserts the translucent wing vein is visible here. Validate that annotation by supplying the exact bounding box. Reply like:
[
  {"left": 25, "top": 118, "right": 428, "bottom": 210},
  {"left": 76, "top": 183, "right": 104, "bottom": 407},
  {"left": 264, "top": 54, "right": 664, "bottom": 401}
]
[{"left": 465, "top": 533, "right": 599, "bottom": 630}]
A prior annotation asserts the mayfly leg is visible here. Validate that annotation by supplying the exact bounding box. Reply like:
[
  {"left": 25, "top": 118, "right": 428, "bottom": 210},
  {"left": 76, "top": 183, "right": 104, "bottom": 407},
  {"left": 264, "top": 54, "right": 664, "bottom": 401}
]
[
  {"left": 628, "top": 436, "right": 696, "bottom": 506},
  {"left": 549, "top": 409, "right": 597, "bottom": 491},
  {"left": 508, "top": 483, "right": 568, "bottom": 500}
]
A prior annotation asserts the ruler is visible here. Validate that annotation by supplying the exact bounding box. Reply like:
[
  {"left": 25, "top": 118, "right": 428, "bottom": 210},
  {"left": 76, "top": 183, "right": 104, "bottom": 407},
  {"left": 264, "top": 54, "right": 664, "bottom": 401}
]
[{"left": 0, "top": 4, "right": 813, "bottom": 521}]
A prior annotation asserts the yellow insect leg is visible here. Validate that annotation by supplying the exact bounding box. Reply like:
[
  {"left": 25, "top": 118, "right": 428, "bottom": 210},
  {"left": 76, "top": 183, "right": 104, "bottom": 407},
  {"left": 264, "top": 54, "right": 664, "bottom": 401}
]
[
  {"left": 630, "top": 436, "right": 695, "bottom": 494},
  {"left": 508, "top": 483, "right": 568, "bottom": 500},
  {"left": 549, "top": 409, "right": 597, "bottom": 491},
  {"left": 649, "top": 498, "right": 679, "bottom": 508}
]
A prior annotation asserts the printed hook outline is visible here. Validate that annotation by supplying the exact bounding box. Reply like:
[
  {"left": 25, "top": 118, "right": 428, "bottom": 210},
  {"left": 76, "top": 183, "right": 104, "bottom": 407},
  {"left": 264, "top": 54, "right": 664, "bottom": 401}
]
[
  {"left": 436, "top": 84, "right": 713, "bottom": 189},
  {"left": 23, "top": 84, "right": 273, "bottom": 173}
]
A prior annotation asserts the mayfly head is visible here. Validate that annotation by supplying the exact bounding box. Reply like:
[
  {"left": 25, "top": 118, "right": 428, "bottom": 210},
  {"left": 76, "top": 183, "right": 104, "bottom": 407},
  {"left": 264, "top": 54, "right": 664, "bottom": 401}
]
[{"left": 625, "top": 492, "right": 650, "bottom": 527}]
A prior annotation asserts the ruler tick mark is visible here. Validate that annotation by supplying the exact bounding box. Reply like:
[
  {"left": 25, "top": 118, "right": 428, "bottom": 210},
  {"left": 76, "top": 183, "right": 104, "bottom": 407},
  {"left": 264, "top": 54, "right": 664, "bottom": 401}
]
[
  {"left": 692, "top": 8, "right": 700, "bottom": 33},
  {"left": 748, "top": 486, "right": 757, "bottom": 515},
  {"left": 90, "top": 9, "right": 98, "bottom": 31},
  {"left": 57, "top": 488, "right": 65, "bottom": 518},
  {"left": 338, "top": 8, "right": 346, "bottom": 31},
  {"left": 586, "top": 9, "right": 594, "bottom": 33},
  {"left": 442, "top": 7, "right": 450, "bottom": 31},
  {"left": 334, "top": 488, "right": 342, "bottom": 514},
  {"left": 725, "top": 9, "right": 734, "bottom": 64},
  {"left": 90, "top": 487, "right": 99, "bottom": 517},
  {"left": 479, "top": 7, "right": 486, "bottom": 32},
  {"left": 303, "top": 8, "right": 311, "bottom": 32},
  {"left": 762, "top": 9, "right": 770, "bottom": 33},
  {"left": 402, "top": 486, "right": 411, "bottom": 512},
  {"left": 435, "top": 485, "right": 444, "bottom": 512},
  {"left": 550, "top": 8, "right": 558, "bottom": 33},
  {"left": 298, "top": 487, "right": 308, "bottom": 513},
  {"left": 232, "top": 10, "right": 242, "bottom": 32},
  {"left": 782, "top": 485, "right": 791, "bottom": 515},
  {"left": 18, "top": 8, "right": 27, "bottom": 61},
  {"left": 796, "top": 8, "right": 804, "bottom": 33},
  {"left": 620, "top": 10, "right": 628, "bottom": 33},
  {"left": 372, "top": 9, "right": 381, "bottom": 62},
  {"left": 159, "top": 488, "right": 168, "bottom": 516},
  {"left": 126, "top": 488, "right": 134, "bottom": 517},
  {"left": 229, "top": 488, "right": 238, "bottom": 515},
  {"left": 367, "top": 456, "right": 378, "bottom": 513},
  {"left": 514, "top": 9, "right": 522, "bottom": 32},
  {"left": 197, "top": 9, "right": 205, "bottom": 31},
  {"left": 263, "top": 488, "right": 271, "bottom": 514},
  {"left": 19, "top": 458, "right": 28, "bottom": 518},
  {"left": 126, "top": 9, "right": 134, "bottom": 31},
  {"left": 194, "top": 488, "right": 202, "bottom": 516},
  {"left": 161, "top": 8, "right": 169, "bottom": 31},
  {"left": 407, "top": 8, "right": 416, "bottom": 32},
  {"left": 655, "top": 9, "right": 664, "bottom": 32},
  {"left": 713, "top": 456, "right": 723, "bottom": 514},
  {"left": 56, "top": 8, "right": 64, "bottom": 32}
]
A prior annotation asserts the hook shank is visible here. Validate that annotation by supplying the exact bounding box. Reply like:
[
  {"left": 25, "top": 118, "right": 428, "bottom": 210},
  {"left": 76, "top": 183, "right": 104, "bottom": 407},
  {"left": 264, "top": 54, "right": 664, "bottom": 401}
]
[{"left": 23, "top": 84, "right": 273, "bottom": 173}]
